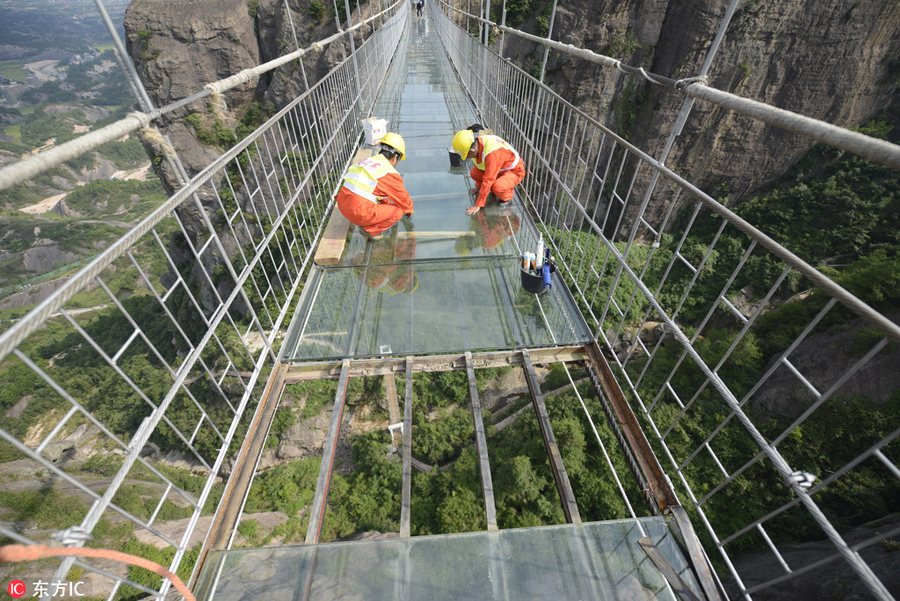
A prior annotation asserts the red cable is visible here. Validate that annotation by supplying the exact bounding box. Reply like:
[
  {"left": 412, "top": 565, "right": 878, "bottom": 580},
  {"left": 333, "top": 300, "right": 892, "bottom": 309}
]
[{"left": 0, "top": 544, "right": 196, "bottom": 600}]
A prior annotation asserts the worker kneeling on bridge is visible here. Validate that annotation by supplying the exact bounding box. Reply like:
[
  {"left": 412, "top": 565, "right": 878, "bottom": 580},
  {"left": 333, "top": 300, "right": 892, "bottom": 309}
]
[
  {"left": 452, "top": 126, "right": 526, "bottom": 216},
  {"left": 338, "top": 132, "right": 414, "bottom": 240}
]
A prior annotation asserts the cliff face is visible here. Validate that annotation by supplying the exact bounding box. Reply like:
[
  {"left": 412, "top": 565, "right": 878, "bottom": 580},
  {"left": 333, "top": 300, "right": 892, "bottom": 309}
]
[
  {"left": 505, "top": 0, "right": 899, "bottom": 205},
  {"left": 123, "top": 0, "right": 356, "bottom": 312},
  {"left": 125, "top": 0, "right": 898, "bottom": 204},
  {"left": 124, "top": 0, "right": 261, "bottom": 185},
  {"left": 123, "top": 0, "right": 347, "bottom": 185}
]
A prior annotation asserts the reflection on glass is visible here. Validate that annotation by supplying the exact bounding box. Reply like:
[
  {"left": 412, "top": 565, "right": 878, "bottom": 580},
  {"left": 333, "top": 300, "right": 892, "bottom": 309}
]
[
  {"left": 455, "top": 208, "right": 522, "bottom": 256},
  {"left": 352, "top": 236, "right": 419, "bottom": 294}
]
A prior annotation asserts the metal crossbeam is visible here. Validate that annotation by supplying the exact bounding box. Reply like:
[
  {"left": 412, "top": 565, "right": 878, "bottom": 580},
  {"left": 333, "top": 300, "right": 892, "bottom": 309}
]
[
  {"left": 465, "top": 351, "right": 498, "bottom": 531},
  {"left": 305, "top": 359, "right": 352, "bottom": 544},
  {"left": 521, "top": 350, "right": 581, "bottom": 524}
]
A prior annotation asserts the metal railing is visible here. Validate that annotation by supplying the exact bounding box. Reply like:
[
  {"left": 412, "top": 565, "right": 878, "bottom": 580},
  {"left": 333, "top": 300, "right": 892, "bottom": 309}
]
[
  {"left": 431, "top": 1, "right": 899, "bottom": 600},
  {"left": 0, "top": 4, "right": 408, "bottom": 598},
  {"left": 1, "top": 0, "right": 897, "bottom": 599}
]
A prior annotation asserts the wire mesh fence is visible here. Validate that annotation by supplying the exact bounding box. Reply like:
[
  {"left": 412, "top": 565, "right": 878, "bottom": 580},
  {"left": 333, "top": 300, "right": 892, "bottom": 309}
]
[
  {"left": 0, "top": 4, "right": 408, "bottom": 598},
  {"left": 432, "top": 2, "right": 899, "bottom": 599}
]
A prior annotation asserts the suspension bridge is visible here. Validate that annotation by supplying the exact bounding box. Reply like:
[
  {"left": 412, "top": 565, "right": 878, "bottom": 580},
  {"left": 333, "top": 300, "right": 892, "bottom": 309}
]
[{"left": 0, "top": 0, "right": 897, "bottom": 600}]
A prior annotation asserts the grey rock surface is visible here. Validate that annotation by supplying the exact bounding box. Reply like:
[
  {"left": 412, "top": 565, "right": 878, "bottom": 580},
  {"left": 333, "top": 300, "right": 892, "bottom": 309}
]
[{"left": 503, "top": 0, "right": 899, "bottom": 217}]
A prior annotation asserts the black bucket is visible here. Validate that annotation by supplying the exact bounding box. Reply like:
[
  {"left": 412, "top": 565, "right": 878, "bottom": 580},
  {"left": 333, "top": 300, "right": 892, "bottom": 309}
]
[
  {"left": 448, "top": 150, "right": 462, "bottom": 167},
  {"left": 521, "top": 268, "right": 547, "bottom": 294}
]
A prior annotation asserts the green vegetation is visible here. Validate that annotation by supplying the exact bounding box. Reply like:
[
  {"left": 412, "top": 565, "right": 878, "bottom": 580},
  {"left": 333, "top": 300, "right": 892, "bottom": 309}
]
[
  {"left": 607, "top": 31, "right": 640, "bottom": 57},
  {"left": 184, "top": 113, "right": 237, "bottom": 148},
  {"left": 19, "top": 108, "right": 83, "bottom": 146},
  {"left": 3, "top": 123, "right": 23, "bottom": 144},
  {"left": 96, "top": 137, "right": 152, "bottom": 170},
  {"left": 117, "top": 540, "right": 199, "bottom": 601},
  {"left": 534, "top": 0, "right": 554, "bottom": 38},
  {"left": 502, "top": 0, "right": 531, "bottom": 28},
  {"left": 0, "top": 487, "right": 89, "bottom": 531},
  {"left": 63, "top": 179, "right": 167, "bottom": 221},
  {"left": 308, "top": 0, "right": 327, "bottom": 21},
  {"left": 0, "top": 60, "right": 27, "bottom": 81},
  {"left": 185, "top": 102, "right": 274, "bottom": 149},
  {"left": 245, "top": 368, "right": 647, "bottom": 539},
  {"left": 544, "top": 111, "right": 900, "bottom": 555}
]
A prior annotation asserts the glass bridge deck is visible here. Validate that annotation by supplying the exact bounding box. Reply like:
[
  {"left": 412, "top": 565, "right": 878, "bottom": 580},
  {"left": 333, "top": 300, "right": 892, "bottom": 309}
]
[
  {"left": 200, "top": 13, "right": 702, "bottom": 601},
  {"left": 198, "top": 519, "right": 701, "bottom": 600},
  {"left": 282, "top": 15, "right": 592, "bottom": 361}
]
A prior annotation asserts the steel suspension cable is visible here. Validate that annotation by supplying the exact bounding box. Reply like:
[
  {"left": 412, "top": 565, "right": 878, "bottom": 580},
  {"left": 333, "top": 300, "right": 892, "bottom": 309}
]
[
  {"left": 0, "top": 0, "right": 404, "bottom": 192},
  {"left": 436, "top": 0, "right": 900, "bottom": 170}
]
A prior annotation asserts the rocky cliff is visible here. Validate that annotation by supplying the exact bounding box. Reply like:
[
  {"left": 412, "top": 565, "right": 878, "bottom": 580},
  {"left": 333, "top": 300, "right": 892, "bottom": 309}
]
[
  {"left": 503, "top": 0, "right": 899, "bottom": 204},
  {"left": 124, "top": 0, "right": 353, "bottom": 185},
  {"left": 124, "top": 0, "right": 898, "bottom": 204},
  {"left": 123, "top": 0, "right": 357, "bottom": 313}
]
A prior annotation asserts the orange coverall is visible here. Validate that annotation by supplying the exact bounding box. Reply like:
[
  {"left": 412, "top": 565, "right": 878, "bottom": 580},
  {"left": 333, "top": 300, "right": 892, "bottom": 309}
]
[
  {"left": 470, "top": 141, "right": 526, "bottom": 209},
  {"left": 337, "top": 170, "right": 414, "bottom": 237}
]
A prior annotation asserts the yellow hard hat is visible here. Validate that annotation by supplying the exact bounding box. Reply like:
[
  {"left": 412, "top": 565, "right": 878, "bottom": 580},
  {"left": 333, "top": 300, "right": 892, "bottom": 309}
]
[
  {"left": 451, "top": 129, "right": 476, "bottom": 160},
  {"left": 380, "top": 132, "right": 406, "bottom": 160}
]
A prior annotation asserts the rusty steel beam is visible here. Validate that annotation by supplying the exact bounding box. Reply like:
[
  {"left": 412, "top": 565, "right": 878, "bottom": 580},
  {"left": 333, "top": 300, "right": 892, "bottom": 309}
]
[
  {"left": 282, "top": 345, "right": 587, "bottom": 381},
  {"left": 305, "top": 359, "right": 352, "bottom": 544},
  {"left": 191, "top": 361, "right": 288, "bottom": 592},
  {"left": 400, "top": 357, "right": 414, "bottom": 538},
  {"left": 584, "top": 343, "right": 680, "bottom": 512}
]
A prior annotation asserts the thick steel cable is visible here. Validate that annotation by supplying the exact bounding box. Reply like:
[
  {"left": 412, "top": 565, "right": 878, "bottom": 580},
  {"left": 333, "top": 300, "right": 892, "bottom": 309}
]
[
  {"left": 0, "top": 12, "right": 403, "bottom": 362},
  {"left": 436, "top": 0, "right": 900, "bottom": 170},
  {"left": 682, "top": 83, "right": 900, "bottom": 168},
  {"left": 0, "top": 0, "right": 403, "bottom": 192}
]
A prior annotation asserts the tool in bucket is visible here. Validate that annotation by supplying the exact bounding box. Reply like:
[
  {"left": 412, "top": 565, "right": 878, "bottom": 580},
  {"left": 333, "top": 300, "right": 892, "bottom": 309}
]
[{"left": 521, "top": 236, "right": 555, "bottom": 294}]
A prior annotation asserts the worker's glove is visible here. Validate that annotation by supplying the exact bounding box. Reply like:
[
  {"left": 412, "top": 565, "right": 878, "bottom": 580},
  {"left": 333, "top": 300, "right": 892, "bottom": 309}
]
[{"left": 402, "top": 214, "right": 415, "bottom": 231}]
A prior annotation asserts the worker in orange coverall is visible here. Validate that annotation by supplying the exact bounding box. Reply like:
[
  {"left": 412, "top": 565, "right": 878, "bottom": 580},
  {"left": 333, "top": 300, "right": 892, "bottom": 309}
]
[
  {"left": 451, "top": 125, "right": 526, "bottom": 216},
  {"left": 337, "top": 132, "right": 414, "bottom": 240}
]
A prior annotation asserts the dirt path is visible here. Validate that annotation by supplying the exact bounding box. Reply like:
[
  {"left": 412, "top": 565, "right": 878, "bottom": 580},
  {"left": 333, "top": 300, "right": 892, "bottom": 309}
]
[
  {"left": 110, "top": 163, "right": 151, "bottom": 181},
  {"left": 19, "top": 192, "right": 66, "bottom": 214}
]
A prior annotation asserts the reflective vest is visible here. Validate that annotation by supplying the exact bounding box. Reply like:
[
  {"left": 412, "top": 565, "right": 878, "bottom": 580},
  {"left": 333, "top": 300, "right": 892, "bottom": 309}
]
[
  {"left": 341, "top": 154, "right": 397, "bottom": 203},
  {"left": 474, "top": 134, "right": 520, "bottom": 172}
]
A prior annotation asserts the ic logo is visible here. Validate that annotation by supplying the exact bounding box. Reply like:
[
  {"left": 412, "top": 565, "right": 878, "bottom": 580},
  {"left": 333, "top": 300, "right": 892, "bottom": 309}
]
[{"left": 7, "top": 580, "right": 27, "bottom": 598}]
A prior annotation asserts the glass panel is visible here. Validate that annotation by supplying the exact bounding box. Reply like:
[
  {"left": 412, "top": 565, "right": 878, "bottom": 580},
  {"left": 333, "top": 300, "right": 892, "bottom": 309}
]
[
  {"left": 285, "top": 8, "right": 591, "bottom": 360},
  {"left": 196, "top": 518, "right": 701, "bottom": 601},
  {"left": 282, "top": 257, "right": 591, "bottom": 361}
]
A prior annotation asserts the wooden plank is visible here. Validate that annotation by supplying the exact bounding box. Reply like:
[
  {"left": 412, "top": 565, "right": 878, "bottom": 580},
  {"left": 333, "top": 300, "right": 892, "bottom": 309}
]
[
  {"left": 638, "top": 536, "right": 704, "bottom": 601},
  {"left": 283, "top": 345, "right": 587, "bottom": 381},
  {"left": 313, "top": 148, "right": 372, "bottom": 266},
  {"left": 400, "top": 357, "right": 413, "bottom": 538},
  {"left": 305, "top": 359, "right": 351, "bottom": 544},
  {"left": 668, "top": 506, "right": 727, "bottom": 601},
  {"left": 465, "top": 352, "right": 498, "bottom": 530},
  {"left": 521, "top": 350, "right": 582, "bottom": 524}
]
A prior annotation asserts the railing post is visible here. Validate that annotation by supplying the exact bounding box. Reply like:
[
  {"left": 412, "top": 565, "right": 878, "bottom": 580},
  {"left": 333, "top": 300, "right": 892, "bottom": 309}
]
[{"left": 538, "top": 0, "right": 558, "bottom": 82}]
